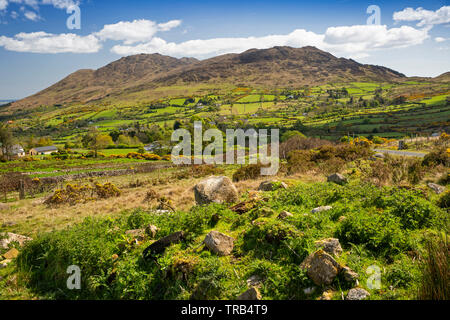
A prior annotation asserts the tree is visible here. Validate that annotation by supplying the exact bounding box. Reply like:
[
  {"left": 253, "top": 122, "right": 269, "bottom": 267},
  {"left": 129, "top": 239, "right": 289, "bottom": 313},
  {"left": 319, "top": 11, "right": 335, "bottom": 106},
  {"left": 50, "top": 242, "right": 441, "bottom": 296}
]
[
  {"left": 92, "top": 134, "right": 113, "bottom": 157},
  {"left": 0, "top": 124, "right": 14, "bottom": 161}
]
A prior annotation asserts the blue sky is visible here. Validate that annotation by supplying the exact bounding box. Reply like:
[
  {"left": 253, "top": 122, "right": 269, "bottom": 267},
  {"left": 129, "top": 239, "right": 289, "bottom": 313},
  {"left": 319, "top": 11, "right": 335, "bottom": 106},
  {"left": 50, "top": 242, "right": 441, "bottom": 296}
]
[{"left": 0, "top": 0, "right": 449, "bottom": 99}]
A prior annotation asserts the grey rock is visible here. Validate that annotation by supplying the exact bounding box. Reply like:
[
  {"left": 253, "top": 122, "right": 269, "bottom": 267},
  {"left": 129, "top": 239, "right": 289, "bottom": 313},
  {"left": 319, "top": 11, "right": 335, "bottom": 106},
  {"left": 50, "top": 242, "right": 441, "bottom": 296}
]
[
  {"left": 258, "top": 180, "right": 288, "bottom": 192},
  {"left": 346, "top": 288, "right": 370, "bottom": 300},
  {"left": 314, "top": 238, "right": 342, "bottom": 256},
  {"left": 327, "top": 173, "right": 348, "bottom": 185},
  {"left": 194, "top": 176, "right": 239, "bottom": 205},
  {"left": 311, "top": 206, "right": 333, "bottom": 213},
  {"left": 300, "top": 250, "right": 342, "bottom": 286},
  {"left": 427, "top": 183, "right": 445, "bottom": 194},
  {"left": 204, "top": 231, "right": 234, "bottom": 256},
  {"left": 237, "top": 287, "right": 261, "bottom": 300}
]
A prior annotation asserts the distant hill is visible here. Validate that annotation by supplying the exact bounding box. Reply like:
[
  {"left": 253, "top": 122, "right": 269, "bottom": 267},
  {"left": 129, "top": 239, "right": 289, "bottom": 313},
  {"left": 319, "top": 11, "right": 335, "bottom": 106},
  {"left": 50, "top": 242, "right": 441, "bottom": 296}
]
[{"left": 9, "top": 46, "right": 412, "bottom": 110}]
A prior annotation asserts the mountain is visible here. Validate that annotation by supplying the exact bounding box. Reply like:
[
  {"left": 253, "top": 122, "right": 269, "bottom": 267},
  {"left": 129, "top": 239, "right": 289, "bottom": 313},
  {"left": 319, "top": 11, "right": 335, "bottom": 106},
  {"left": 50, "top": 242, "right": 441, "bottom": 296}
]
[{"left": 10, "top": 46, "right": 407, "bottom": 110}]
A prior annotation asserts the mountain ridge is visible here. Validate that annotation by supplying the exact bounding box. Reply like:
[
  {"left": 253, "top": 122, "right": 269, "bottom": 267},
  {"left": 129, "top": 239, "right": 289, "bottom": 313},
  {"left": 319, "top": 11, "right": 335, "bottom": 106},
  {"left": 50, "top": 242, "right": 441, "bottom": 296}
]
[{"left": 10, "top": 46, "right": 444, "bottom": 111}]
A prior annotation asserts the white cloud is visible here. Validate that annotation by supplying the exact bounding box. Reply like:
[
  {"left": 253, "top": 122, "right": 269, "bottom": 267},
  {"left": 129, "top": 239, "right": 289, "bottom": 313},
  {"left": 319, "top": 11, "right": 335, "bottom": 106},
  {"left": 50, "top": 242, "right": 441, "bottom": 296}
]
[
  {"left": 157, "top": 20, "right": 182, "bottom": 31},
  {"left": 24, "top": 10, "right": 39, "bottom": 21},
  {"left": 393, "top": 6, "right": 450, "bottom": 27},
  {"left": 95, "top": 19, "right": 181, "bottom": 45},
  {"left": 111, "top": 25, "right": 429, "bottom": 59},
  {"left": 435, "top": 37, "right": 447, "bottom": 43},
  {"left": 0, "top": 31, "right": 101, "bottom": 53},
  {"left": 0, "top": 0, "right": 8, "bottom": 10}
]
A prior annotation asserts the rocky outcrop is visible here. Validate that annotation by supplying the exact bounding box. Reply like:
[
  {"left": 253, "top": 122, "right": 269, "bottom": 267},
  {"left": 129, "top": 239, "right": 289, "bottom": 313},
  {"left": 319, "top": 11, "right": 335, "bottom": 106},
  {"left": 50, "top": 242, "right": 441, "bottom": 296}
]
[
  {"left": 327, "top": 173, "right": 348, "bottom": 185},
  {"left": 428, "top": 183, "right": 445, "bottom": 194},
  {"left": 258, "top": 180, "right": 288, "bottom": 192},
  {"left": 0, "top": 233, "right": 33, "bottom": 250},
  {"left": 194, "top": 176, "right": 239, "bottom": 205},
  {"left": 300, "top": 250, "right": 342, "bottom": 286},
  {"left": 237, "top": 287, "right": 262, "bottom": 300},
  {"left": 203, "top": 231, "right": 234, "bottom": 256},
  {"left": 314, "top": 238, "right": 342, "bottom": 257}
]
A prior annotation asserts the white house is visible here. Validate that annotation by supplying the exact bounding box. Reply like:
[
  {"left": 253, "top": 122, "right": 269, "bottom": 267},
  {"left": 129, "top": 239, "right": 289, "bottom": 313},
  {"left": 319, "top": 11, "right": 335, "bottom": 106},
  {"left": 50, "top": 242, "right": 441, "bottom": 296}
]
[{"left": 29, "top": 146, "right": 58, "bottom": 156}]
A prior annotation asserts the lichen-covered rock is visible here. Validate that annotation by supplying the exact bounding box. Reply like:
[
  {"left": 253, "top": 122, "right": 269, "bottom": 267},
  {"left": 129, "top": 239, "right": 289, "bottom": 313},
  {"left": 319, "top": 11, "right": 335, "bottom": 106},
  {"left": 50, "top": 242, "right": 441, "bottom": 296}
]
[
  {"left": 300, "top": 250, "right": 342, "bottom": 286},
  {"left": 145, "top": 225, "right": 160, "bottom": 238},
  {"left": 342, "top": 266, "right": 359, "bottom": 283},
  {"left": 327, "top": 173, "right": 348, "bottom": 185},
  {"left": 237, "top": 287, "right": 262, "bottom": 300},
  {"left": 427, "top": 183, "right": 445, "bottom": 195},
  {"left": 204, "top": 231, "right": 234, "bottom": 256},
  {"left": 194, "top": 176, "right": 239, "bottom": 205},
  {"left": 311, "top": 206, "right": 333, "bottom": 214},
  {"left": 258, "top": 180, "right": 288, "bottom": 191},
  {"left": 142, "top": 231, "right": 186, "bottom": 259},
  {"left": 278, "top": 210, "right": 294, "bottom": 219},
  {"left": 246, "top": 275, "right": 263, "bottom": 288},
  {"left": 0, "top": 233, "right": 32, "bottom": 250},
  {"left": 346, "top": 288, "right": 370, "bottom": 300},
  {"left": 314, "top": 238, "right": 342, "bottom": 257}
]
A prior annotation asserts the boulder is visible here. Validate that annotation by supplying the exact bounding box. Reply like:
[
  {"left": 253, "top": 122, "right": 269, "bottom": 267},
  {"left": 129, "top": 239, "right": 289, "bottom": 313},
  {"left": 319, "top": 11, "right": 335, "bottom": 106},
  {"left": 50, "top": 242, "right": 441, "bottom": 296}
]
[
  {"left": 314, "top": 238, "right": 342, "bottom": 256},
  {"left": 0, "top": 233, "right": 33, "bottom": 250},
  {"left": 3, "top": 248, "right": 19, "bottom": 260},
  {"left": 203, "top": 231, "right": 234, "bottom": 256},
  {"left": 346, "top": 288, "right": 370, "bottom": 300},
  {"left": 237, "top": 287, "right": 261, "bottom": 300},
  {"left": 300, "top": 250, "right": 342, "bottom": 286},
  {"left": 427, "top": 183, "right": 445, "bottom": 195},
  {"left": 258, "top": 180, "right": 288, "bottom": 192},
  {"left": 278, "top": 210, "right": 294, "bottom": 219},
  {"left": 143, "top": 231, "right": 186, "bottom": 260},
  {"left": 246, "top": 275, "right": 263, "bottom": 288},
  {"left": 311, "top": 206, "right": 333, "bottom": 213},
  {"left": 327, "top": 173, "right": 348, "bottom": 185},
  {"left": 194, "top": 176, "right": 239, "bottom": 205},
  {"left": 341, "top": 266, "right": 359, "bottom": 283},
  {"left": 145, "top": 225, "right": 160, "bottom": 238}
]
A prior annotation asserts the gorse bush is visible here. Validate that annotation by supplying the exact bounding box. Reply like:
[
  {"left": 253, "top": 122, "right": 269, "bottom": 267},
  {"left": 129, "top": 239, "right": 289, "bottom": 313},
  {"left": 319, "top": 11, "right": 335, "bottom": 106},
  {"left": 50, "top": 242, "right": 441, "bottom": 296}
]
[
  {"left": 422, "top": 147, "right": 449, "bottom": 167},
  {"left": 232, "top": 163, "right": 267, "bottom": 182},
  {"left": 44, "top": 182, "right": 121, "bottom": 206}
]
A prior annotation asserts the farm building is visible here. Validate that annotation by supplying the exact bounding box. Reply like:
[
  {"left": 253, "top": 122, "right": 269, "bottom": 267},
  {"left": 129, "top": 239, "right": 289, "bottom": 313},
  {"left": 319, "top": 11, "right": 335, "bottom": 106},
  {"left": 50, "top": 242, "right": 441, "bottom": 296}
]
[
  {"left": 29, "top": 146, "right": 58, "bottom": 156},
  {"left": 0, "top": 144, "right": 26, "bottom": 158}
]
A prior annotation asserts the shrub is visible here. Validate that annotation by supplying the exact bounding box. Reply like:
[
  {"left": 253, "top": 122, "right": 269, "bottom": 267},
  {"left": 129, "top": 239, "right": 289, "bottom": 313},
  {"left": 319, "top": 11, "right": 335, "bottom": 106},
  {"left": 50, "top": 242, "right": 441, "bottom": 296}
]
[
  {"left": 286, "top": 150, "right": 314, "bottom": 174},
  {"left": 376, "top": 189, "right": 445, "bottom": 230},
  {"left": 44, "top": 182, "right": 121, "bottom": 206},
  {"left": 232, "top": 163, "right": 266, "bottom": 182},
  {"left": 336, "top": 211, "right": 408, "bottom": 256},
  {"left": 438, "top": 191, "right": 450, "bottom": 209},
  {"left": 422, "top": 147, "right": 449, "bottom": 167}
]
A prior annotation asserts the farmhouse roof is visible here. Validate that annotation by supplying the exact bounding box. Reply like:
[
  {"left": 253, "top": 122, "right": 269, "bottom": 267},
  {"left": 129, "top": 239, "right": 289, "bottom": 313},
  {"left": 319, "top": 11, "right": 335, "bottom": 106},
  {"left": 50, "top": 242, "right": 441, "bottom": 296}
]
[{"left": 32, "top": 146, "right": 58, "bottom": 153}]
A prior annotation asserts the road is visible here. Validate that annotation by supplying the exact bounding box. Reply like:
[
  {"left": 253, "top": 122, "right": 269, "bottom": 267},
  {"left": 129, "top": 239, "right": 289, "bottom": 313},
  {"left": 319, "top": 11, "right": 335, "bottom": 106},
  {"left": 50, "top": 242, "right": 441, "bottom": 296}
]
[{"left": 374, "top": 149, "right": 427, "bottom": 158}]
